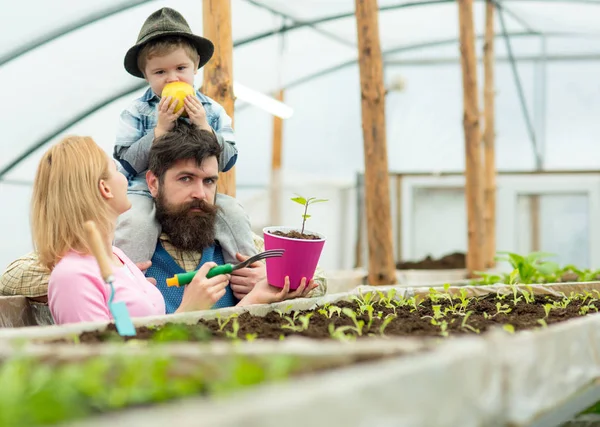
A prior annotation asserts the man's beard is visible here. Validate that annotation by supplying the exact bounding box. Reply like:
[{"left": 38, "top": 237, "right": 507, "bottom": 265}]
[{"left": 155, "top": 190, "right": 219, "bottom": 252}]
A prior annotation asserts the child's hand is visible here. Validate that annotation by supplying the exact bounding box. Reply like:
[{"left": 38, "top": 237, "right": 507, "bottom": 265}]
[
  {"left": 184, "top": 95, "right": 212, "bottom": 131},
  {"left": 155, "top": 96, "right": 184, "bottom": 138}
]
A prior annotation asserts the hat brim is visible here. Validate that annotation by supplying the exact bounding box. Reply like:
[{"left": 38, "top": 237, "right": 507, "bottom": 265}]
[{"left": 124, "top": 31, "right": 215, "bottom": 78}]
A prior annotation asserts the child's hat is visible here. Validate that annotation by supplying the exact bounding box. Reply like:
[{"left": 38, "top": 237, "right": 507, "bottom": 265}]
[{"left": 124, "top": 7, "right": 214, "bottom": 78}]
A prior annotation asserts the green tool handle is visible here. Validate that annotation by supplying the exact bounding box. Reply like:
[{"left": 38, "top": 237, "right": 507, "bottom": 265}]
[{"left": 170, "top": 264, "right": 233, "bottom": 286}]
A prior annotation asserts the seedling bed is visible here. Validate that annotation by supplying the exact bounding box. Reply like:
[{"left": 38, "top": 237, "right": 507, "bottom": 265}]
[{"left": 60, "top": 285, "right": 600, "bottom": 343}]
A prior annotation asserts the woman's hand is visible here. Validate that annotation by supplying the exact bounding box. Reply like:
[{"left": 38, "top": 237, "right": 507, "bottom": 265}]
[
  {"left": 175, "top": 262, "right": 230, "bottom": 313},
  {"left": 238, "top": 276, "right": 317, "bottom": 306}
]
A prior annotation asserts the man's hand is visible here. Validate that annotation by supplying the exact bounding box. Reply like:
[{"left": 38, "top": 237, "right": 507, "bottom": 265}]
[
  {"left": 155, "top": 96, "right": 184, "bottom": 138},
  {"left": 176, "top": 262, "right": 231, "bottom": 313},
  {"left": 230, "top": 253, "right": 266, "bottom": 300},
  {"left": 134, "top": 260, "right": 156, "bottom": 286},
  {"left": 184, "top": 95, "right": 211, "bottom": 131},
  {"left": 239, "top": 276, "right": 317, "bottom": 306}
]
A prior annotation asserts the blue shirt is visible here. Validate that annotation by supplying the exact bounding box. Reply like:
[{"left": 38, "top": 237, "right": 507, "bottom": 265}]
[
  {"left": 147, "top": 241, "right": 237, "bottom": 314},
  {"left": 114, "top": 87, "right": 238, "bottom": 195}
]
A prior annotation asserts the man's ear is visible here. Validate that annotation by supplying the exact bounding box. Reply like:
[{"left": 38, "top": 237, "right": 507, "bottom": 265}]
[
  {"left": 146, "top": 170, "right": 159, "bottom": 197},
  {"left": 98, "top": 179, "right": 113, "bottom": 200}
]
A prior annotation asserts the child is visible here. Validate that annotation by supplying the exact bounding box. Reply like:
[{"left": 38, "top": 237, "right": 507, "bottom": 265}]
[{"left": 114, "top": 7, "right": 256, "bottom": 266}]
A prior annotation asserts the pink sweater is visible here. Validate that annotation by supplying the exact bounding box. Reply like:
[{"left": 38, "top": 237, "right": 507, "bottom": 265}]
[{"left": 48, "top": 247, "right": 166, "bottom": 325}]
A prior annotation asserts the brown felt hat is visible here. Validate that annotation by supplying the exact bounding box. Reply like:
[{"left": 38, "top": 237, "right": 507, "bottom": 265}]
[{"left": 124, "top": 7, "right": 214, "bottom": 78}]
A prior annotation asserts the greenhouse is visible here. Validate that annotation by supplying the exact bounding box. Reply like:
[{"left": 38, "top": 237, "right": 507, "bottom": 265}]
[{"left": 3, "top": 0, "right": 600, "bottom": 426}]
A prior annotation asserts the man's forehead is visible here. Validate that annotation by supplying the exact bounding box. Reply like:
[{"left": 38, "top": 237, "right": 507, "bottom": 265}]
[{"left": 167, "top": 158, "right": 218, "bottom": 175}]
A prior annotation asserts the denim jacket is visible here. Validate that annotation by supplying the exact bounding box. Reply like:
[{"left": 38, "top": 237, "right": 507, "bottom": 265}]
[{"left": 114, "top": 87, "right": 237, "bottom": 195}]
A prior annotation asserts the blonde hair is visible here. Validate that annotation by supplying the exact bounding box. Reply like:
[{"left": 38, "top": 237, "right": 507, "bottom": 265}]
[
  {"left": 138, "top": 36, "right": 200, "bottom": 76},
  {"left": 31, "top": 136, "right": 113, "bottom": 270}
]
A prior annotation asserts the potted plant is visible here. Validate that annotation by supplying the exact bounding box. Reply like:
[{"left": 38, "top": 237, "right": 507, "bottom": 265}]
[{"left": 263, "top": 195, "right": 327, "bottom": 290}]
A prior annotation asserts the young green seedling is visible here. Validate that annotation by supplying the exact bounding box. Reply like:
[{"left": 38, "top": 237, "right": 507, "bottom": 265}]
[
  {"left": 460, "top": 311, "right": 480, "bottom": 334},
  {"left": 543, "top": 303, "right": 553, "bottom": 319},
  {"left": 216, "top": 313, "right": 238, "bottom": 332},
  {"left": 537, "top": 319, "right": 548, "bottom": 328},
  {"left": 379, "top": 314, "right": 397, "bottom": 336},
  {"left": 342, "top": 308, "right": 365, "bottom": 336},
  {"left": 225, "top": 318, "right": 240, "bottom": 340},
  {"left": 502, "top": 324, "right": 516, "bottom": 334},
  {"left": 520, "top": 288, "right": 534, "bottom": 304},
  {"left": 245, "top": 333, "right": 258, "bottom": 342},
  {"left": 328, "top": 323, "right": 355, "bottom": 341},
  {"left": 495, "top": 302, "right": 512, "bottom": 316},
  {"left": 290, "top": 194, "right": 328, "bottom": 235}
]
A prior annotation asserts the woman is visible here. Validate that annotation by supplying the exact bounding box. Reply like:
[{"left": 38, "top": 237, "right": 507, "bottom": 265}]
[{"left": 32, "top": 136, "right": 315, "bottom": 325}]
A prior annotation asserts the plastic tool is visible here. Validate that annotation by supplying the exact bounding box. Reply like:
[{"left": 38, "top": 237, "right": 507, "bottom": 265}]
[
  {"left": 84, "top": 221, "right": 136, "bottom": 337},
  {"left": 166, "top": 249, "right": 285, "bottom": 287}
]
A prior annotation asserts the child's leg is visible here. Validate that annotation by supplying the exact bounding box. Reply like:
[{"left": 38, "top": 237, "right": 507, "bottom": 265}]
[
  {"left": 214, "top": 194, "right": 258, "bottom": 264},
  {"left": 114, "top": 193, "right": 161, "bottom": 264}
]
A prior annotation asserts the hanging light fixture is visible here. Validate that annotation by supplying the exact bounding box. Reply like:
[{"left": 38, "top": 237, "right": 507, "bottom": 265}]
[{"left": 233, "top": 81, "right": 294, "bottom": 119}]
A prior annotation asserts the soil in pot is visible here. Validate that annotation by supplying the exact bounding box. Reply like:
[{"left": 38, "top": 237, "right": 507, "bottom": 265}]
[
  {"left": 268, "top": 230, "right": 321, "bottom": 240},
  {"left": 61, "top": 288, "right": 600, "bottom": 343},
  {"left": 396, "top": 252, "right": 466, "bottom": 270}
]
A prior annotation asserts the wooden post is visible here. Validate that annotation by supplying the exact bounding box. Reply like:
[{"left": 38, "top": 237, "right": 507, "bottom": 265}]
[
  {"left": 203, "top": 0, "right": 235, "bottom": 196},
  {"left": 354, "top": 0, "right": 397, "bottom": 286},
  {"left": 269, "top": 90, "right": 285, "bottom": 225},
  {"left": 483, "top": 0, "right": 496, "bottom": 268},
  {"left": 457, "top": 0, "right": 485, "bottom": 276}
]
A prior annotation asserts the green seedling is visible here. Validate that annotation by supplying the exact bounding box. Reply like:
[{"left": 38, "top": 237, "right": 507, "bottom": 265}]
[
  {"left": 225, "top": 319, "right": 240, "bottom": 340},
  {"left": 495, "top": 290, "right": 509, "bottom": 301},
  {"left": 407, "top": 296, "right": 422, "bottom": 312},
  {"left": 245, "top": 333, "right": 258, "bottom": 342},
  {"left": 377, "top": 289, "right": 398, "bottom": 308},
  {"left": 520, "top": 288, "right": 534, "bottom": 304},
  {"left": 342, "top": 308, "right": 365, "bottom": 336},
  {"left": 379, "top": 314, "right": 397, "bottom": 336},
  {"left": 460, "top": 311, "right": 480, "bottom": 334},
  {"left": 457, "top": 288, "right": 471, "bottom": 312},
  {"left": 537, "top": 319, "right": 548, "bottom": 328},
  {"left": 510, "top": 284, "right": 523, "bottom": 306},
  {"left": 428, "top": 287, "right": 441, "bottom": 303},
  {"left": 502, "top": 324, "right": 516, "bottom": 334},
  {"left": 216, "top": 313, "right": 239, "bottom": 332},
  {"left": 438, "top": 320, "right": 449, "bottom": 337},
  {"left": 432, "top": 305, "right": 444, "bottom": 320},
  {"left": 290, "top": 194, "right": 328, "bottom": 235},
  {"left": 495, "top": 302, "right": 512, "bottom": 316},
  {"left": 328, "top": 323, "right": 355, "bottom": 341},
  {"left": 281, "top": 312, "right": 313, "bottom": 332},
  {"left": 543, "top": 303, "right": 553, "bottom": 318}
]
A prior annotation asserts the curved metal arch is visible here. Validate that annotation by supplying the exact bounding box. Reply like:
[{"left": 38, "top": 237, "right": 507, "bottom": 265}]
[
  {"left": 0, "top": 29, "right": 578, "bottom": 180},
  {"left": 0, "top": 0, "right": 155, "bottom": 67},
  {"left": 5, "top": 0, "right": 600, "bottom": 67},
  {"left": 236, "top": 0, "right": 600, "bottom": 47}
]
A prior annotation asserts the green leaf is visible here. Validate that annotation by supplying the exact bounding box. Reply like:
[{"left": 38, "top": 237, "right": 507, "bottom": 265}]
[
  {"left": 308, "top": 198, "right": 328, "bottom": 204},
  {"left": 301, "top": 214, "right": 311, "bottom": 220},
  {"left": 538, "top": 261, "right": 560, "bottom": 275},
  {"left": 526, "top": 252, "right": 556, "bottom": 262},
  {"left": 502, "top": 324, "right": 515, "bottom": 334},
  {"left": 290, "top": 196, "right": 307, "bottom": 205}
]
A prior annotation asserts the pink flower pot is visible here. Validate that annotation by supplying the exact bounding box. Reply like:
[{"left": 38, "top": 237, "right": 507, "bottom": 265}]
[{"left": 263, "top": 226, "right": 326, "bottom": 290}]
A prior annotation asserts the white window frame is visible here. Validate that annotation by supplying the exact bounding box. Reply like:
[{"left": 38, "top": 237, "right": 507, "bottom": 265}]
[{"left": 400, "top": 173, "right": 600, "bottom": 266}]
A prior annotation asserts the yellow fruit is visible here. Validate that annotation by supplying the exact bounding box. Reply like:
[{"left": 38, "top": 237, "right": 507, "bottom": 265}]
[{"left": 161, "top": 82, "right": 195, "bottom": 117}]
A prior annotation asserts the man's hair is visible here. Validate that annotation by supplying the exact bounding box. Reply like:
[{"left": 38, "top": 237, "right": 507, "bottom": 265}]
[
  {"left": 149, "top": 121, "right": 222, "bottom": 182},
  {"left": 138, "top": 36, "right": 200, "bottom": 76}
]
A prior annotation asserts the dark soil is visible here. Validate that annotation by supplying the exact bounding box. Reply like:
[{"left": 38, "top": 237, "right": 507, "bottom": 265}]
[
  {"left": 268, "top": 230, "right": 321, "bottom": 240},
  {"left": 56, "top": 289, "right": 600, "bottom": 344},
  {"left": 396, "top": 252, "right": 466, "bottom": 270}
]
